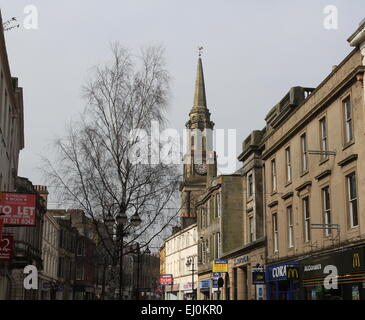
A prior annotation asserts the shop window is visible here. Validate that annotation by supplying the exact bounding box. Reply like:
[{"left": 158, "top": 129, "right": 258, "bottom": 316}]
[{"left": 233, "top": 268, "right": 238, "bottom": 300}]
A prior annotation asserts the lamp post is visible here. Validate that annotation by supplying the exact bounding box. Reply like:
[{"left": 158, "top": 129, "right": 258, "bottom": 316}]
[
  {"left": 186, "top": 256, "right": 196, "bottom": 300},
  {"left": 104, "top": 211, "right": 142, "bottom": 300}
]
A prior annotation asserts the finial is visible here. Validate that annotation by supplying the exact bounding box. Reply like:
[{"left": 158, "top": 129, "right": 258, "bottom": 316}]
[{"left": 198, "top": 46, "right": 204, "bottom": 58}]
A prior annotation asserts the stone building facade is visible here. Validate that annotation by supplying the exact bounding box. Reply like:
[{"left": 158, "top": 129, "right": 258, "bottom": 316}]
[
  {"left": 221, "top": 131, "right": 266, "bottom": 301},
  {"left": 0, "top": 11, "right": 25, "bottom": 300},
  {"left": 51, "top": 211, "right": 78, "bottom": 300},
  {"left": 164, "top": 223, "right": 198, "bottom": 300},
  {"left": 39, "top": 210, "right": 60, "bottom": 300},
  {"left": 0, "top": 13, "right": 24, "bottom": 194},
  {"left": 6, "top": 179, "right": 47, "bottom": 300},
  {"left": 135, "top": 251, "right": 160, "bottom": 300},
  {"left": 261, "top": 21, "right": 365, "bottom": 300},
  {"left": 196, "top": 174, "right": 243, "bottom": 300}
]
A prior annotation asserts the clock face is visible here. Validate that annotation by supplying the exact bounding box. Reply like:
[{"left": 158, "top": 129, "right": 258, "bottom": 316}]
[{"left": 194, "top": 163, "right": 207, "bottom": 175}]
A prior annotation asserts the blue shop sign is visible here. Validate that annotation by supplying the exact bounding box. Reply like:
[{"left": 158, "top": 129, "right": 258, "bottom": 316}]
[
  {"left": 215, "top": 259, "right": 228, "bottom": 264},
  {"left": 234, "top": 256, "right": 249, "bottom": 265},
  {"left": 266, "top": 261, "right": 298, "bottom": 282},
  {"left": 200, "top": 280, "right": 210, "bottom": 289}
]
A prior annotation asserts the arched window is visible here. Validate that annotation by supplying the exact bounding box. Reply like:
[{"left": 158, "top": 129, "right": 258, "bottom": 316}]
[{"left": 202, "top": 136, "right": 206, "bottom": 161}]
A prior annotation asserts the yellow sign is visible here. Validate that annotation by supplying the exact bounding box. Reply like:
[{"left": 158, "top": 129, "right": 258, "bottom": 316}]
[
  {"left": 212, "top": 260, "right": 228, "bottom": 273},
  {"left": 353, "top": 253, "right": 361, "bottom": 268},
  {"left": 287, "top": 267, "right": 299, "bottom": 279}
]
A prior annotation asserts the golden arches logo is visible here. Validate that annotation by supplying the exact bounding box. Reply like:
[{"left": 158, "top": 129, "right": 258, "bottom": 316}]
[
  {"left": 287, "top": 268, "right": 299, "bottom": 279},
  {"left": 353, "top": 253, "right": 361, "bottom": 268}
]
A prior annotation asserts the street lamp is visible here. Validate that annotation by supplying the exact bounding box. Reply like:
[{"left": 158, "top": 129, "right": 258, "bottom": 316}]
[
  {"left": 186, "top": 256, "right": 196, "bottom": 300},
  {"left": 104, "top": 210, "right": 142, "bottom": 300}
]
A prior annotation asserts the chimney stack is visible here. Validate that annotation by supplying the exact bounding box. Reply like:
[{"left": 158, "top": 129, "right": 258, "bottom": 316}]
[{"left": 34, "top": 185, "right": 48, "bottom": 207}]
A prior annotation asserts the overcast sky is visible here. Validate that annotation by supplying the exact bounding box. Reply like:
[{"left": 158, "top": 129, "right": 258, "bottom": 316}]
[{"left": 1, "top": 1, "right": 364, "bottom": 200}]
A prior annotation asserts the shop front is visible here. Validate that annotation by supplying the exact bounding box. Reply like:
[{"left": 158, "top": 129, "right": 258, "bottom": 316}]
[
  {"left": 165, "top": 283, "right": 179, "bottom": 300},
  {"left": 301, "top": 245, "right": 365, "bottom": 300},
  {"left": 73, "top": 285, "right": 95, "bottom": 300},
  {"left": 226, "top": 245, "right": 266, "bottom": 300},
  {"left": 38, "top": 279, "right": 58, "bottom": 300},
  {"left": 180, "top": 281, "right": 197, "bottom": 300},
  {"left": 0, "top": 272, "right": 10, "bottom": 300},
  {"left": 266, "top": 261, "right": 300, "bottom": 300},
  {"left": 199, "top": 280, "right": 210, "bottom": 300},
  {"left": 198, "top": 272, "right": 211, "bottom": 300}
]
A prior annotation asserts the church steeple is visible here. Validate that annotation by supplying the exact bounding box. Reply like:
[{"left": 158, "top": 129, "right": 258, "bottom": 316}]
[
  {"left": 186, "top": 54, "right": 214, "bottom": 131},
  {"left": 193, "top": 57, "right": 207, "bottom": 108},
  {"left": 179, "top": 50, "right": 217, "bottom": 229}
]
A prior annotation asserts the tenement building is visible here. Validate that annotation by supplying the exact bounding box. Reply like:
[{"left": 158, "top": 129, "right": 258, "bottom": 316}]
[
  {"left": 164, "top": 224, "right": 198, "bottom": 300},
  {"left": 221, "top": 130, "right": 266, "bottom": 301},
  {"left": 7, "top": 180, "right": 47, "bottom": 300},
  {"left": 39, "top": 210, "right": 60, "bottom": 300},
  {"left": 196, "top": 173, "right": 243, "bottom": 300},
  {"left": 262, "top": 20, "right": 365, "bottom": 300},
  {"left": 0, "top": 11, "right": 25, "bottom": 299}
]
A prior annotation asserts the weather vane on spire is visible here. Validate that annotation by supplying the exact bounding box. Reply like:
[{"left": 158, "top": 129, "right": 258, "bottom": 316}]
[{"left": 198, "top": 46, "right": 204, "bottom": 58}]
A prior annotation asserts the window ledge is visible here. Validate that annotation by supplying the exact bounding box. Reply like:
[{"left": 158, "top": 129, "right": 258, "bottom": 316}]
[
  {"left": 281, "top": 191, "right": 294, "bottom": 200},
  {"left": 300, "top": 170, "right": 309, "bottom": 178},
  {"left": 284, "top": 181, "right": 292, "bottom": 188},
  {"left": 342, "top": 141, "right": 355, "bottom": 151},
  {"left": 315, "top": 169, "right": 331, "bottom": 181},
  {"left": 338, "top": 154, "right": 358, "bottom": 167},
  {"left": 319, "top": 157, "right": 329, "bottom": 166}
]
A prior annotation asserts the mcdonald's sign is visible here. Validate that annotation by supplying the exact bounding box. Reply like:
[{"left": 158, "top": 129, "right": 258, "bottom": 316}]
[
  {"left": 287, "top": 266, "right": 299, "bottom": 279},
  {"left": 353, "top": 253, "right": 361, "bottom": 268}
]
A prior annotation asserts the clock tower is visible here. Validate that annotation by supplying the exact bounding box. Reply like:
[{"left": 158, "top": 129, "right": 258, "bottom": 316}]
[{"left": 180, "top": 54, "right": 217, "bottom": 228}]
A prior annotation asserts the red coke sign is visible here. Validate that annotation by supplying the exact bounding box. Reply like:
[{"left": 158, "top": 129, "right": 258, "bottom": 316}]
[
  {"left": 0, "top": 193, "right": 37, "bottom": 226},
  {"left": 0, "top": 236, "right": 14, "bottom": 261}
]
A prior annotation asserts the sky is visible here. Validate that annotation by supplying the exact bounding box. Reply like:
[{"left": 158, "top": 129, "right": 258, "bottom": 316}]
[{"left": 1, "top": 0, "right": 364, "bottom": 202}]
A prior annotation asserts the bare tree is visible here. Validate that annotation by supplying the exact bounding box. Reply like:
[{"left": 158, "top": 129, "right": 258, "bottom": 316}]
[{"left": 42, "top": 44, "right": 182, "bottom": 287}]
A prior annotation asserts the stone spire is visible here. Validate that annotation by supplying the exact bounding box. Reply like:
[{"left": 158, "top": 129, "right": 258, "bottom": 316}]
[
  {"left": 193, "top": 57, "right": 207, "bottom": 108},
  {"left": 186, "top": 54, "right": 214, "bottom": 130}
]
